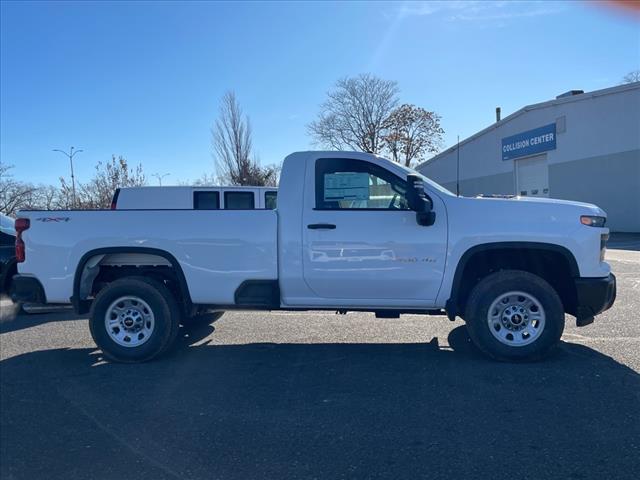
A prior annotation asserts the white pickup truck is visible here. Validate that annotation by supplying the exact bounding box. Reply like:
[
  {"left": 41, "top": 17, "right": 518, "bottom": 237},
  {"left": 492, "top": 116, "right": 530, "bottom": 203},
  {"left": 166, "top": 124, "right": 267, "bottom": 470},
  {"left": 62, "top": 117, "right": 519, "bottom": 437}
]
[{"left": 12, "top": 151, "right": 616, "bottom": 363}]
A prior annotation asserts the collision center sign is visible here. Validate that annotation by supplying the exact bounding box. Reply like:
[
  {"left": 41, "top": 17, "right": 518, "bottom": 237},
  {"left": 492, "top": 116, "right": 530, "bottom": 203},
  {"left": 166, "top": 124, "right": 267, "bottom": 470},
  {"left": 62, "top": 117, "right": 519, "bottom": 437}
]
[{"left": 502, "top": 123, "right": 556, "bottom": 161}]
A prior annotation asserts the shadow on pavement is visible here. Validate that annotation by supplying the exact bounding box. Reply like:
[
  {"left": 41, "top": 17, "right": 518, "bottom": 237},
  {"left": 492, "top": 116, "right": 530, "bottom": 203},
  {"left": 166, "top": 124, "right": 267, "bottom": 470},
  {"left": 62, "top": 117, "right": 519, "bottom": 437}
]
[
  {"left": 1, "top": 324, "right": 638, "bottom": 480},
  {"left": 0, "top": 304, "right": 81, "bottom": 334},
  {"left": 0, "top": 307, "right": 222, "bottom": 335}
]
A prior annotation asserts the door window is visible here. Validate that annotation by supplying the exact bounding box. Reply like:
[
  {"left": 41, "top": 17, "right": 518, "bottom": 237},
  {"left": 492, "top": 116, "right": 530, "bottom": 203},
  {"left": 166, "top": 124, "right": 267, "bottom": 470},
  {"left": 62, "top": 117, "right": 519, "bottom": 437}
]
[{"left": 315, "top": 158, "right": 409, "bottom": 210}]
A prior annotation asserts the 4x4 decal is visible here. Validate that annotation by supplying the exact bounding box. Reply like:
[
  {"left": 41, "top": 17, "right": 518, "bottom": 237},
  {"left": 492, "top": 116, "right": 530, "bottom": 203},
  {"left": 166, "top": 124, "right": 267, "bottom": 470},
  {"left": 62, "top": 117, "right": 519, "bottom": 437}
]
[{"left": 35, "top": 217, "right": 70, "bottom": 223}]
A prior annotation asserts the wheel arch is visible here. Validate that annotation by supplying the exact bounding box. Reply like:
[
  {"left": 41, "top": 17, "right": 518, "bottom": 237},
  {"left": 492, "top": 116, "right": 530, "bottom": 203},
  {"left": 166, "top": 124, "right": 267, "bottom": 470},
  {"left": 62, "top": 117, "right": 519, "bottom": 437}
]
[
  {"left": 72, "top": 247, "right": 192, "bottom": 315},
  {"left": 446, "top": 241, "right": 580, "bottom": 320}
]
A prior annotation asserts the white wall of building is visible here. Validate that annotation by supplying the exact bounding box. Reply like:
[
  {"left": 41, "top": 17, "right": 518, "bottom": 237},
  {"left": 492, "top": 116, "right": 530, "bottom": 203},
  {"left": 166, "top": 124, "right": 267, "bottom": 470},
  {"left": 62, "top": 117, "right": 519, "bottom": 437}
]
[{"left": 417, "top": 83, "right": 640, "bottom": 232}]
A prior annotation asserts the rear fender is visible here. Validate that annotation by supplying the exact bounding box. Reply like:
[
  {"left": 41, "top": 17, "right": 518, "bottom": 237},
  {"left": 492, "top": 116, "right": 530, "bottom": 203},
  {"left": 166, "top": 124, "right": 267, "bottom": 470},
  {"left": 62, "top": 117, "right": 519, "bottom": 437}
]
[{"left": 72, "top": 247, "right": 192, "bottom": 315}]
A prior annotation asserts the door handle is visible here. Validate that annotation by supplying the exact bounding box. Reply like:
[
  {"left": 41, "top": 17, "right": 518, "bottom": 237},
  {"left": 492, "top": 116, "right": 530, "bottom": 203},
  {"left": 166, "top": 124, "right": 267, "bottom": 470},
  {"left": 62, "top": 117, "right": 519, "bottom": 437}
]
[{"left": 307, "top": 223, "right": 336, "bottom": 230}]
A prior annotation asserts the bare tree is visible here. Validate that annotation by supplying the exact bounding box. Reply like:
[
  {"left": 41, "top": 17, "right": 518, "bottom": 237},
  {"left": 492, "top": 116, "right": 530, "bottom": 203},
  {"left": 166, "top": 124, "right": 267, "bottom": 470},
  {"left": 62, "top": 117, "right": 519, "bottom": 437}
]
[
  {"left": 186, "top": 172, "right": 218, "bottom": 187},
  {"left": 308, "top": 74, "right": 399, "bottom": 153},
  {"left": 622, "top": 70, "right": 640, "bottom": 84},
  {"left": 56, "top": 177, "right": 76, "bottom": 210},
  {"left": 1, "top": 156, "right": 147, "bottom": 214},
  {"left": 382, "top": 104, "right": 444, "bottom": 167},
  {"left": 77, "top": 155, "right": 147, "bottom": 209},
  {"left": 1, "top": 163, "right": 74, "bottom": 214},
  {"left": 211, "top": 91, "right": 278, "bottom": 186},
  {"left": 31, "top": 185, "right": 60, "bottom": 210},
  {"left": 0, "top": 164, "right": 39, "bottom": 216}
]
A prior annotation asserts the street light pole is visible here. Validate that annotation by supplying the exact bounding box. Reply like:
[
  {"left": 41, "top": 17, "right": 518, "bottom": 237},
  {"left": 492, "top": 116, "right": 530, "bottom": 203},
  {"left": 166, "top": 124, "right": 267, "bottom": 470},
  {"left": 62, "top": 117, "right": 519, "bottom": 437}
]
[
  {"left": 53, "top": 146, "right": 83, "bottom": 208},
  {"left": 152, "top": 173, "right": 170, "bottom": 186}
]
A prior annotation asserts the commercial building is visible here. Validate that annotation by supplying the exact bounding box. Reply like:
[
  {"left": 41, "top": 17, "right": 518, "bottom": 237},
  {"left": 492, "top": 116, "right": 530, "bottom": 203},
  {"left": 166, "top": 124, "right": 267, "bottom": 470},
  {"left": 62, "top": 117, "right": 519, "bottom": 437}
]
[{"left": 417, "top": 82, "right": 640, "bottom": 232}]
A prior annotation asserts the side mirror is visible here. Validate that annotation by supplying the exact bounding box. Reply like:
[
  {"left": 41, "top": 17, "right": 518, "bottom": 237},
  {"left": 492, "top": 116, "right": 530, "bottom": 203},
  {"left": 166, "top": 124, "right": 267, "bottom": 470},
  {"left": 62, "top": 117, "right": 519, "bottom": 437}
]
[{"left": 406, "top": 174, "right": 436, "bottom": 226}]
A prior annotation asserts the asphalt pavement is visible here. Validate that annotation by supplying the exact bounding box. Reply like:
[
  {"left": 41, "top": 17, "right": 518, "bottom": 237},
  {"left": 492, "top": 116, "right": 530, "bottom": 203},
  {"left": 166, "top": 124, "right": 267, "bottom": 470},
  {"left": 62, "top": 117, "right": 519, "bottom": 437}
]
[{"left": 1, "top": 244, "right": 638, "bottom": 480}]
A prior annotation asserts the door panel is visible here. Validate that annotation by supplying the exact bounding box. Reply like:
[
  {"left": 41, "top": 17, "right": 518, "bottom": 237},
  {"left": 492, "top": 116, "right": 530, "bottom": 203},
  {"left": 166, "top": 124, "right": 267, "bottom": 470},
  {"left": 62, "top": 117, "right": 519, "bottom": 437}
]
[
  {"left": 301, "top": 157, "right": 447, "bottom": 304},
  {"left": 303, "top": 210, "right": 446, "bottom": 301}
]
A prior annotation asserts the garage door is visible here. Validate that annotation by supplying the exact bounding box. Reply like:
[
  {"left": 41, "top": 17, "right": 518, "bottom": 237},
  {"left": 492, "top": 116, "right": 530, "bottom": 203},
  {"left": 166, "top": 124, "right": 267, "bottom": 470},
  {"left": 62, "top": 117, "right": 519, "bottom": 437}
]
[{"left": 516, "top": 154, "right": 549, "bottom": 197}]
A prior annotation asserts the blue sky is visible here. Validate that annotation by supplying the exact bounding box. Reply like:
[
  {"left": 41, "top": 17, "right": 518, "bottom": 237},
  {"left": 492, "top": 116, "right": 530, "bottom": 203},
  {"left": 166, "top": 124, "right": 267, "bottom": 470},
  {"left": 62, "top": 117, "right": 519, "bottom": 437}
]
[{"left": 1, "top": 0, "right": 639, "bottom": 185}]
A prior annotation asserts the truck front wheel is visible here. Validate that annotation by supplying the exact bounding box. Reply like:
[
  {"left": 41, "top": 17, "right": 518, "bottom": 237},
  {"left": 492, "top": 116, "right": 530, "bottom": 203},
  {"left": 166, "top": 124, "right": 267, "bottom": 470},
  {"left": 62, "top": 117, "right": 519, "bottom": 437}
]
[
  {"left": 89, "top": 277, "right": 181, "bottom": 363},
  {"left": 464, "top": 270, "right": 564, "bottom": 361}
]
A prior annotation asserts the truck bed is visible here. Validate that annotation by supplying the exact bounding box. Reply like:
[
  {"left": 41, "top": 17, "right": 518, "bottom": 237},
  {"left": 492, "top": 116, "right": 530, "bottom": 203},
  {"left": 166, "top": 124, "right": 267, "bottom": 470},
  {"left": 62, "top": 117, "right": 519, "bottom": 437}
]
[{"left": 20, "top": 210, "right": 278, "bottom": 304}]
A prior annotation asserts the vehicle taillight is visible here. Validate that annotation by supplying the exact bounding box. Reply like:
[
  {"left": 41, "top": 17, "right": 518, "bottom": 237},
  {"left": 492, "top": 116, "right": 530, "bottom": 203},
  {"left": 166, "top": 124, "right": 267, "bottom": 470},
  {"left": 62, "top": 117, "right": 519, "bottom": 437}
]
[{"left": 15, "top": 218, "right": 30, "bottom": 263}]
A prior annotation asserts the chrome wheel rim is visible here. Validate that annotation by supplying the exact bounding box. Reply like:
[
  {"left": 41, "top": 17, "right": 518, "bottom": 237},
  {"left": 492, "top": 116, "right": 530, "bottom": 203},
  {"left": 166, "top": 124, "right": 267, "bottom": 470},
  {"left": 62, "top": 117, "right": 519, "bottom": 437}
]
[
  {"left": 487, "top": 291, "right": 545, "bottom": 347},
  {"left": 104, "top": 296, "right": 155, "bottom": 347}
]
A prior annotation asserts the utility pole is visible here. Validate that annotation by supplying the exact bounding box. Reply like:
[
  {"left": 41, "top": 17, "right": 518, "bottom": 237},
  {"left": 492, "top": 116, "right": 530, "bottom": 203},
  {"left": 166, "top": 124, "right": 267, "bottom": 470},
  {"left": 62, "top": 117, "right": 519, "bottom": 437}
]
[
  {"left": 53, "top": 146, "right": 83, "bottom": 208},
  {"left": 152, "top": 173, "right": 170, "bottom": 186}
]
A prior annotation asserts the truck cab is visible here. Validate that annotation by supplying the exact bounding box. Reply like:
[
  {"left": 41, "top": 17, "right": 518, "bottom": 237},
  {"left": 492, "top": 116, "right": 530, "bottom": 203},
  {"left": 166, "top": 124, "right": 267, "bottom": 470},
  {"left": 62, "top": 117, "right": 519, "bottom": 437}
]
[{"left": 276, "top": 151, "right": 448, "bottom": 308}]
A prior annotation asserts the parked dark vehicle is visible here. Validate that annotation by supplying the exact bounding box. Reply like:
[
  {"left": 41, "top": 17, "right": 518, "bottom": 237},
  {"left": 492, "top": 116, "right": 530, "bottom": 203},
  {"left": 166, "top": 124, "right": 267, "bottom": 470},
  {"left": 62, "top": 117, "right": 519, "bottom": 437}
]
[{"left": 0, "top": 214, "right": 17, "bottom": 295}]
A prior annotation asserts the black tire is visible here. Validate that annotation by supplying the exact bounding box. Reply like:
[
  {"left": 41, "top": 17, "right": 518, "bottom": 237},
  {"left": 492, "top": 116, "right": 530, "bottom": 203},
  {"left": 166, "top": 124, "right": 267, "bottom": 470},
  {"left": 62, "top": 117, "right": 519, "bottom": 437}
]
[
  {"left": 89, "top": 277, "right": 181, "bottom": 363},
  {"left": 182, "top": 310, "right": 224, "bottom": 326},
  {"left": 464, "top": 270, "right": 564, "bottom": 362}
]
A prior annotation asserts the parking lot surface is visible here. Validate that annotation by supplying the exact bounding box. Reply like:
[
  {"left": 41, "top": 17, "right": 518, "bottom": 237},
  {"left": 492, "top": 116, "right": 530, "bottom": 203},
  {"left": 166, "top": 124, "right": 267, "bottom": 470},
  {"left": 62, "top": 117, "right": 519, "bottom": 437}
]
[{"left": 1, "top": 244, "right": 639, "bottom": 480}]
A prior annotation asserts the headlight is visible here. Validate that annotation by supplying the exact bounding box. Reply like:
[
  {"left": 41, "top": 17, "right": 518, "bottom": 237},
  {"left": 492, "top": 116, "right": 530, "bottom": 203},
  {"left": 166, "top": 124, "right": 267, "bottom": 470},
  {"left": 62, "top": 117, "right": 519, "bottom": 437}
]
[{"left": 580, "top": 215, "right": 606, "bottom": 227}]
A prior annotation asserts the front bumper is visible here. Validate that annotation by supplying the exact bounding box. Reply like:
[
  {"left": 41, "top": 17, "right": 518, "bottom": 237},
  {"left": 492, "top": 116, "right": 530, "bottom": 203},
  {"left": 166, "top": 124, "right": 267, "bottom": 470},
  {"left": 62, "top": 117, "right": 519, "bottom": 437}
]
[
  {"left": 574, "top": 273, "right": 616, "bottom": 326},
  {"left": 9, "top": 275, "right": 47, "bottom": 304}
]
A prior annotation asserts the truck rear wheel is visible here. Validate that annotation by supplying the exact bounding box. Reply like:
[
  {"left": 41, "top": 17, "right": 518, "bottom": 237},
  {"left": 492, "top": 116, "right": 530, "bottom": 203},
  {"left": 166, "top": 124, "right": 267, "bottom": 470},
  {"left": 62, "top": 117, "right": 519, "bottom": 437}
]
[
  {"left": 464, "top": 270, "right": 564, "bottom": 362},
  {"left": 89, "top": 277, "right": 181, "bottom": 363}
]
